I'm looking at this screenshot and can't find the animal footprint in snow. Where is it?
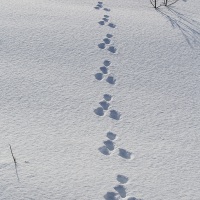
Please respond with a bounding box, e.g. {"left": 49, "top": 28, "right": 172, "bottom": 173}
{"left": 104, "top": 175, "right": 129, "bottom": 200}
{"left": 98, "top": 34, "right": 117, "bottom": 53}
{"left": 104, "top": 60, "right": 111, "bottom": 66}
{"left": 98, "top": 15, "right": 116, "bottom": 28}
{"left": 118, "top": 148, "right": 133, "bottom": 159}
{"left": 104, "top": 192, "right": 120, "bottom": 200}
{"left": 104, "top": 8, "right": 111, "bottom": 12}
{"left": 107, "top": 131, "right": 116, "bottom": 140}
{"left": 99, "top": 21, "right": 105, "bottom": 25}
{"left": 94, "top": 107, "right": 104, "bottom": 116}
{"left": 106, "top": 75, "right": 116, "bottom": 85}
{"left": 114, "top": 185, "right": 127, "bottom": 198}
{"left": 104, "top": 94, "right": 112, "bottom": 101}
{"left": 100, "top": 66, "right": 108, "bottom": 74}
{"left": 98, "top": 43, "right": 106, "bottom": 49}
{"left": 102, "top": 17, "right": 109, "bottom": 22}
{"left": 103, "top": 38, "right": 111, "bottom": 44}
{"left": 94, "top": 2, "right": 103, "bottom": 9}
{"left": 109, "top": 110, "right": 120, "bottom": 120}
{"left": 95, "top": 60, "right": 116, "bottom": 84}
{"left": 117, "top": 175, "right": 129, "bottom": 184}
{"left": 108, "top": 46, "right": 117, "bottom": 53}
{"left": 99, "top": 100, "right": 110, "bottom": 110}
{"left": 99, "top": 131, "right": 116, "bottom": 156}
{"left": 95, "top": 73, "right": 103, "bottom": 80}
{"left": 108, "top": 23, "right": 116, "bottom": 28}
{"left": 106, "top": 34, "right": 113, "bottom": 38}
{"left": 94, "top": 94, "right": 112, "bottom": 117}
{"left": 104, "top": 140, "right": 115, "bottom": 151}
{"left": 99, "top": 146, "right": 110, "bottom": 156}
{"left": 104, "top": 175, "right": 141, "bottom": 200}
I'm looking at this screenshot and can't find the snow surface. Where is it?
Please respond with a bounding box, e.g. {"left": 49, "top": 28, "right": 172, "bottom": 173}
{"left": 0, "top": 0, "right": 200, "bottom": 199}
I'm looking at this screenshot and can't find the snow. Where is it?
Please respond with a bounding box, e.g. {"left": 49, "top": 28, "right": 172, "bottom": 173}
{"left": 0, "top": 0, "right": 200, "bottom": 199}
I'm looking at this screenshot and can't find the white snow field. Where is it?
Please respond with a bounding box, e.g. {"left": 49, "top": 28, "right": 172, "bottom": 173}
{"left": 0, "top": 0, "right": 200, "bottom": 199}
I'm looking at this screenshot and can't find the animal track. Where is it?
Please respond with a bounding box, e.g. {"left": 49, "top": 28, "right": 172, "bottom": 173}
{"left": 95, "top": 73, "right": 103, "bottom": 80}
{"left": 109, "top": 110, "right": 120, "bottom": 120}
{"left": 104, "top": 94, "right": 112, "bottom": 101}
{"left": 94, "top": 107, "right": 104, "bottom": 116}
{"left": 98, "top": 35, "right": 117, "bottom": 53}
{"left": 104, "top": 60, "right": 111, "bottom": 66}
{"left": 108, "top": 46, "right": 117, "bottom": 53}
{"left": 108, "top": 23, "right": 116, "bottom": 28}
{"left": 98, "top": 43, "right": 106, "bottom": 49}
{"left": 104, "top": 175, "right": 129, "bottom": 200}
{"left": 103, "top": 38, "right": 111, "bottom": 44}
{"left": 118, "top": 148, "right": 133, "bottom": 159}
{"left": 106, "top": 75, "right": 116, "bottom": 85}
{"left": 99, "top": 101, "right": 110, "bottom": 110}
{"left": 106, "top": 34, "right": 113, "bottom": 38}
{"left": 114, "top": 185, "right": 126, "bottom": 198}
{"left": 117, "top": 175, "right": 129, "bottom": 184}
{"left": 94, "top": 60, "right": 116, "bottom": 84}
{"left": 104, "top": 140, "right": 115, "bottom": 151}
{"left": 99, "top": 146, "right": 110, "bottom": 156}
{"left": 99, "top": 21, "right": 105, "bottom": 25}
{"left": 97, "top": 13, "right": 116, "bottom": 29}
{"left": 94, "top": 2, "right": 103, "bottom": 10}
{"left": 100, "top": 66, "right": 108, "bottom": 74}
{"left": 103, "top": 17, "right": 109, "bottom": 22}
{"left": 104, "top": 8, "right": 111, "bottom": 12}
{"left": 99, "top": 131, "right": 116, "bottom": 156}
{"left": 107, "top": 131, "right": 116, "bottom": 140}
{"left": 94, "top": 2, "right": 111, "bottom": 12}
{"left": 94, "top": 3, "right": 139, "bottom": 199}
{"left": 104, "top": 192, "right": 120, "bottom": 200}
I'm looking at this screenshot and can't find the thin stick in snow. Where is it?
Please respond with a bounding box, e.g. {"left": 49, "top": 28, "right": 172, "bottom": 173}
{"left": 9, "top": 144, "right": 19, "bottom": 182}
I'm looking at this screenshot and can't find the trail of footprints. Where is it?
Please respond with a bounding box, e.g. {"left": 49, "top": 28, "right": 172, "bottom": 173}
{"left": 94, "top": 94, "right": 121, "bottom": 120}
{"left": 94, "top": 2, "right": 141, "bottom": 200}
{"left": 95, "top": 59, "right": 116, "bottom": 85}
{"left": 98, "top": 34, "right": 117, "bottom": 54}
{"left": 104, "top": 175, "right": 141, "bottom": 200}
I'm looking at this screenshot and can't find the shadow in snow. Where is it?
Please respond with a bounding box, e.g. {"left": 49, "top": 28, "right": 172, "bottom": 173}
{"left": 157, "top": 5, "right": 200, "bottom": 47}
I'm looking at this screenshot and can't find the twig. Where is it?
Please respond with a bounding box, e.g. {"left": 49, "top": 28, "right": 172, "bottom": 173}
{"left": 9, "top": 144, "right": 20, "bottom": 182}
